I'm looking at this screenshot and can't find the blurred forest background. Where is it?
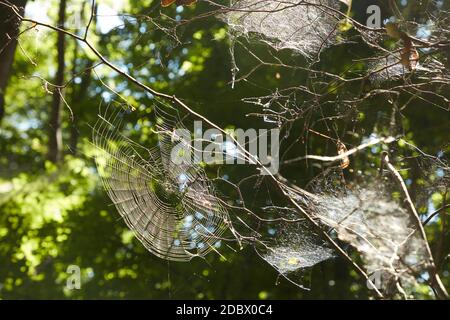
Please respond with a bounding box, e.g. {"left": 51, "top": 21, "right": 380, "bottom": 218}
{"left": 0, "top": 0, "right": 449, "bottom": 299}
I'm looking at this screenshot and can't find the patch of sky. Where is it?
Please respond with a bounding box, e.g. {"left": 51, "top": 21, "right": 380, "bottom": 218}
{"left": 25, "top": 1, "right": 52, "bottom": 24}
{"left": 97, "top": 3, "right": 125, "bottom": 34}
{"left": 416, "top": 21, "right": 433, "bottom": 40}
{"left": 197, "top": 242, "right": 205, "bottom": 249}
{"left": 195, "top": 211, "right": 205, "bottom": 220}
{"left": 183, "top": 214, "right": 194, "bottom": 229}
{"left": 101, "top": 91, "right": 112, "bottom": 102}
{"left": 383, "top": 16, "right": 397, "bottom": 25}
{"left": 435, "top": 168, "right": 445, "bottom": 178}
{"left": 222, "top": 141, "right": 238, "bottom": 157}
{"left": 424, "top": 199, "right": 439, "bottom": 224}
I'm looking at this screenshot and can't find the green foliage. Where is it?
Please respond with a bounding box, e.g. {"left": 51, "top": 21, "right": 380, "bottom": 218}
{"left": 0, "top": 0, "right": 448, "bottom": 299}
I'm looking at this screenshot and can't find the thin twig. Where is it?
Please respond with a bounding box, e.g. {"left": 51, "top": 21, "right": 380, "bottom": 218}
{"left": 283, "top": 136, "right": 396, "bottom": 165}
{"left": 381, "top": 152, "right": 449, "bottom": 299}
{"left": 0, "top": 0, "right": 387, "bottom": 298}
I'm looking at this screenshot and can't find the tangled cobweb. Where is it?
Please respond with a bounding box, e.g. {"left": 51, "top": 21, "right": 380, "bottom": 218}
{"left": 368, "top": 53, "right": 441, "bottom": 83}
{"left": 284, "top": 172, "right": 431, "bottom": 296}
{"left": 258, "top": 220, "right": 334, "bottom": 287}
{"left": 314, "top": 187, "right": 429, "bottom": 294}
{"left": 89, "top": 101, "right": 442, "bottom": 296}
{"left": 368, "top": 54, "right": 411, "bottom": 82}
{"left": 221, "top": 0, "right": 342, "bottom": 59}
{"left": 91, "top": 105, "right": 230, "bottom": 261}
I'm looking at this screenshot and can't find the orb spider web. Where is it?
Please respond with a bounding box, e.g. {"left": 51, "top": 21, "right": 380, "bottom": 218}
{"left": 91, "top": 103, "right": 231, "bottom": 261}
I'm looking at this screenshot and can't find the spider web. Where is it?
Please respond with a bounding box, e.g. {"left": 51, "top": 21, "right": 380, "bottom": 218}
{"left": 89, "top": 98, "right": 447, "bottom": 295}
{"left": 221, "top": 0, "right": 342, "bottom": 59}
{"left": 228, "top": 176, "right": 336, "bottom": 289}
{"left": 284, "top": 169, "right": 431, "bottom": 296}
{"left": 256, "top": 218, "right": 335, "bottom": 289}
{"left": 91, "top": 104, "right": 231, "bottom": 261}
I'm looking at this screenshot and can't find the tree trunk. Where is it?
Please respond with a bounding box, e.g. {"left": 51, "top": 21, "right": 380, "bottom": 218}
{"left": 0, "top": 0, "right": 28, "bottom": 123}
{"left": 48, "top": 0, "right": 67, "bottom": 163}
{"left": 69, "top": 2, "right": 95, "bottom": 154}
